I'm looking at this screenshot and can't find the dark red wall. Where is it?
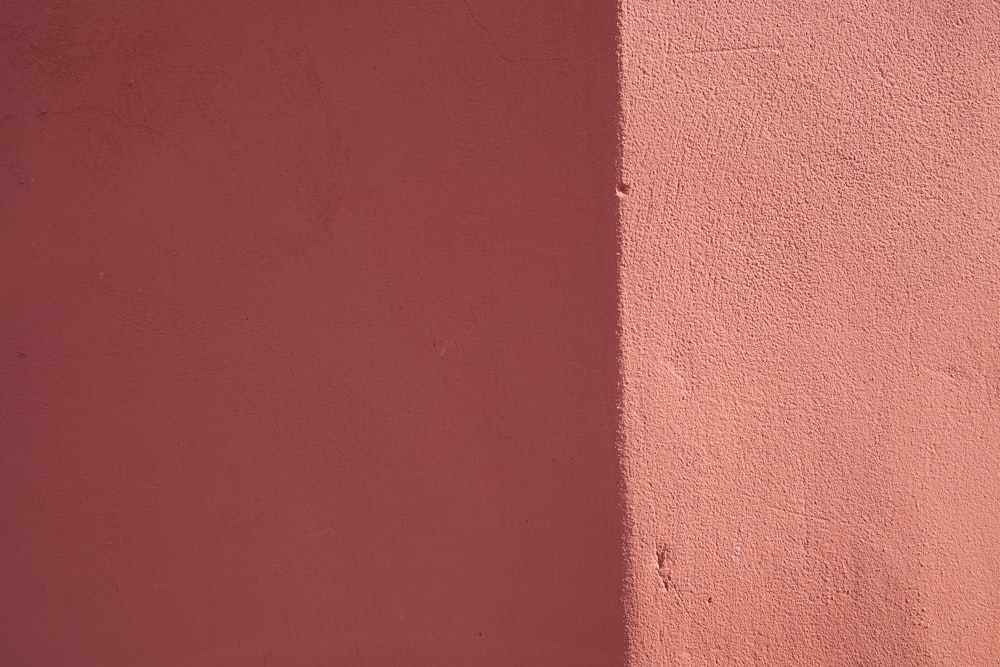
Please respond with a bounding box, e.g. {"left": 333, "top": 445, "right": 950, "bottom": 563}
{"left": 1, "top": 2, "right": 623, "bottom": 664}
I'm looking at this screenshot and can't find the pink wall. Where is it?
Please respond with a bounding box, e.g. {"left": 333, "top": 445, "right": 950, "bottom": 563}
{"left": 620, "top": 0, "right": 1000, "bottom": 664}
{"left": 1, "top": 2, "right": 623, "bottom": 664}
{"left": 4, "top": 1, "right": 998, "bottom": 665}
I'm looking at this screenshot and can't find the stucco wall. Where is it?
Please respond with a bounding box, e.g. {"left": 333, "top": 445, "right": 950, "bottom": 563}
{"left": 619, "top": 1, "right": 1000, "bottom": 664}
{"left": 1, "top": 2, "right": 623, "bottom": 665}
{"left": 3, "top": 1, "right": 998, "bottom": 665}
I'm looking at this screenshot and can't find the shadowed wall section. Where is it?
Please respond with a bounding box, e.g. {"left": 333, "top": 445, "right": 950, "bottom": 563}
{"left": 0, "top": 2, "right": 623, "bottom": 665}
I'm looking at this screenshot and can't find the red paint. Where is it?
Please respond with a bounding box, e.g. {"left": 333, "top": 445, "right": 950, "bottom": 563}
{"left": 1, "top": 2, "right": 622, "bottom": 664}
{"left": 619, "top": 1, "right": 1000, "bottom": 664}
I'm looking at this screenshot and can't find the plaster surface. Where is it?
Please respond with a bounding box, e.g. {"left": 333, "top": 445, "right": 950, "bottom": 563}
{"left": 619, "top": 1, "right": 1000, "bottom": 664}
{"left": 1, "top": 2, "right": 622, "bottom": 664}
{"left": 3, "top": 1, "right": 999, "bottom": 665}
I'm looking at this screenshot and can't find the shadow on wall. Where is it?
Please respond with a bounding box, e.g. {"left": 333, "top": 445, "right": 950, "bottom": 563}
{"left": 0, "top": 1, "right": 623, "bottom": 665}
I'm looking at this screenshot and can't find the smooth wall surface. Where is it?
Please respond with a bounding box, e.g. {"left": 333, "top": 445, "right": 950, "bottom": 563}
{"left": 620, "top": 0, "right": 999, "bottom": 664}
{"left": 1, "top": 2, "right": 623, "bottom": 665}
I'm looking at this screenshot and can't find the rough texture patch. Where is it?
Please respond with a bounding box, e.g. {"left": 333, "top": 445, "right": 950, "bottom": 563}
{"left": 619, "top": 0, "right": 1000, "bottom": 664}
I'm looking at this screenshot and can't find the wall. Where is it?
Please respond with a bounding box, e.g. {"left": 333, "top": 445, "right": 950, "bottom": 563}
{"left": 4, "top": 1, "right": 999, "bottom": 665}
{"left": 0, "top": 2, "right": 623, "bottom": 665}
{"left": 619, "top": 0, "right": 1000, "bottom": 664}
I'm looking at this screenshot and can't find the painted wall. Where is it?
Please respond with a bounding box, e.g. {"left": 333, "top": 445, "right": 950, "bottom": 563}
{"left": 620, "top": 0, "right": 1000, "bottom": 664}
{"left": 1, "top": 2, "right": 623, "bottom": 665}
{"left": 4, "top": 1, "right": 998, "bottom": 665}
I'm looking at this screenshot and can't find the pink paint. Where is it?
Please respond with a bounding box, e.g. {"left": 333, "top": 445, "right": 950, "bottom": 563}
{"left": 619, "top": 0, "right": 1000, "bottom": 663}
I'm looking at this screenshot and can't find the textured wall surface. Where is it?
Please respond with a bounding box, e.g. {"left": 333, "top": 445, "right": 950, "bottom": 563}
{"left": 4, "top": 1, "right": 998, "bottom": 665}
{"left": 1, "top": 2, "right": 623, "bottom": 665}
{"left": 619, "top": 0, "right": 999, "bottom": 664}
